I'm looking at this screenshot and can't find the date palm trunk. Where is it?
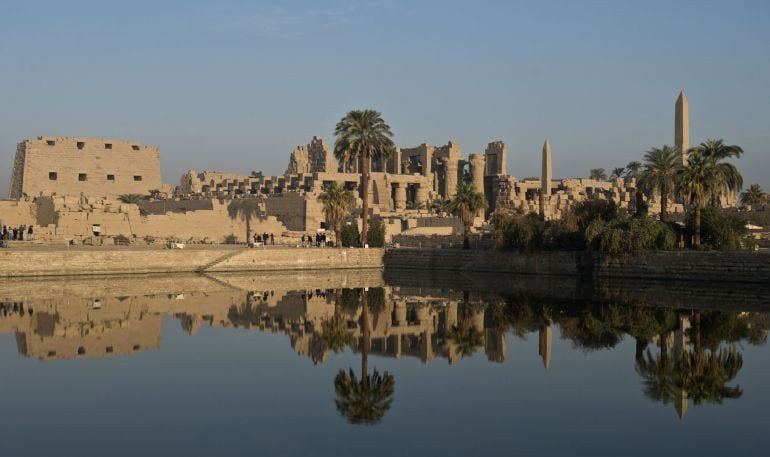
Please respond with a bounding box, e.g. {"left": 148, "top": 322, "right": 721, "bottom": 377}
{"left": 361, "top": 148, "right": 369, "bottom": 248}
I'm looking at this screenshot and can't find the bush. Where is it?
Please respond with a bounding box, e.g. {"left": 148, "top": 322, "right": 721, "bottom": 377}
{"left": 572, "top": 199, "right": 619, "bottom": 231}
{"left": 224, "top": 233, "right": 238, "bottom": 244}
{"left": 341, "top": 223, "right": 361, "bottom": 248}
{"left": 586, "top": 216, "right": 675, "bottom": 257}
{"left": 366, "top": 218, "right": 386, "bottom": 248}
{"left": 493, "top": 212, "right": 541, "bottom": 251}
{"left": 686, "top": 207, "right": 749, "bottom": 251}
{"left": 493, "top": 212, "right": 584, "bottom": 251}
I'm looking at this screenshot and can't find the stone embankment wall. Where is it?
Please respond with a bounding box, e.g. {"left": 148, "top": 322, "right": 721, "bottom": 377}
{"left": 384, "top": 248, "right": 770, "bottom": 283}
{"left": 384, "top": 249, "right": 589, "bottom": 276}
{"left": 594, "top": 251, "right": 770, "bottom": 283}
{"left": 0, "top": 247, "right": 384, "bottom": 277}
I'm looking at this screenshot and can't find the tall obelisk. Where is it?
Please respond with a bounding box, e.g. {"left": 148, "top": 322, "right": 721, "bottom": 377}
{"left": 675, "top": 90, "right": 689, "bottom": 165}
{"left": 540, "top": 140, "right": 552, "bottom": 218}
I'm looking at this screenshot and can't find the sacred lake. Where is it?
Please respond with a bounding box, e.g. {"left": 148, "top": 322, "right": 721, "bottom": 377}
{"left": 1, "top": 268, "right": 768, "bottom": 457}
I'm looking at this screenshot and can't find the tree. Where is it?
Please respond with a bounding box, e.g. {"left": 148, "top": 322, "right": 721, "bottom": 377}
{"left": 317, "top": 182, "right": 355, "bottom": 248}
{"left": 227, "top": 199, "right": 262, "bottom": 244}
{"left": 118, "top": 193, "right": 145, "bottom": 204}
{"left": 739, "top": 184, "right": 767, "bottom": 207}
{"left": 448, "top": 182, "right": 487, "bottom": 249}
{"left": 589, "top": 168, "right": 608, "bottom": 181}
{"left": 624, "top": 161, "right": 642, "bottom": 181}
{"left": 690, "top": 139, "right": 744, "bottom": 207}
{"left": 677, "top": 150, "right": 717, "bottom": 249}
{"left": 333, "top": 289, "right": 395, "bottom": 425}
{"left": 639, "top": 145, "right": 680, "bottom": 222}
{"left": 334, "top": 110, "right": 395, "bottom": 247}
{"left": 610, "top": 167, "right": 626, "bottom": 180}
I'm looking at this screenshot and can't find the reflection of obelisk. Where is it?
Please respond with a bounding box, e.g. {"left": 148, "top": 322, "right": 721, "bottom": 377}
{"left": 675, "top": 389, "right": 689, "bottom": 419}
{"left": 538, "top": 324, "right": 552, "bottom": 369}
{"left": 675, "top": 90, "right": 689, "bottom": 165}
{"left": 540, "top": 140, "right": 552, "bottom": 218}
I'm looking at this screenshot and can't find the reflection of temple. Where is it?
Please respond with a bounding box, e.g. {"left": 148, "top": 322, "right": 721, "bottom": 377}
{"left": 0, "top": 274, "right": 523, "bottom": 366}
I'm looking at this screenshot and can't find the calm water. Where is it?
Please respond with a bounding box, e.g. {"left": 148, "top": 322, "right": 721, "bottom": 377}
{"left": 1, "top": 270, "right": 769, "bottom": 457}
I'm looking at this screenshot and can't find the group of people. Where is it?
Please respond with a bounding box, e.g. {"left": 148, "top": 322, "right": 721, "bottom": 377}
{"left": 301, "top": 233, "right": 328, "bottom": 247}
{"left": 252, "top": 232, "right": 275, "bottom": 246}
{"left": 1, "top": 225, "right": 33, "bottom": 247}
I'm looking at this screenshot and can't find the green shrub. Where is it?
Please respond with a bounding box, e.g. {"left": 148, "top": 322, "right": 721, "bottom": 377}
{"left": 493, "top": 212, "right": 541, "bottom": 251}
{"left": 366, "top": 218, "right": 386, "bottom": 248}
{"left": 341, "top": 223, "right": 361, "bottom": 248}
{"left": 587, "top": 216, "right": 675, "bottom": 257}
{"left": 224, "top": 233, "right": 238, "bottom": 244}
{"left": 572, "top": 199, "right": 619, "bottom": 231}
{"left": 685, "top": 207, "right": 749, "bottom": 251}
{"left": 494, "top": 212, "right": 584, "bottom": 251}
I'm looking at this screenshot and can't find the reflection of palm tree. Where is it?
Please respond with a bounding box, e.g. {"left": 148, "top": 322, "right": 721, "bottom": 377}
{"left": 333, "top": 289, "right": 395, "bottom": 425}
{"left": 448, "top": 291, "right": 484, "bottom": 358}
{"left": 637, "top": 345, "right": 743, "bottom": 418}
{"left": 318, "top": 291, "right": 353, "bottom": 353}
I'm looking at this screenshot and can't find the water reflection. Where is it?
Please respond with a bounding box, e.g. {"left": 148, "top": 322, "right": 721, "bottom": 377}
{"left": 1, "top": 271, "right": 768, "bottom": 423}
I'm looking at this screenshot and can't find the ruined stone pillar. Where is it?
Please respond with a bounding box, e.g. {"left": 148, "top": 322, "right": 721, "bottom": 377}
{"left": 394, "top": 301, "right": 407, "bottom": 326}
{"left": 469, "top": 154, "right": 485, "bottom": 194}
{"left": 415, "top": 185, "right": 429, "bottom": 207}
{"left": 444, "top": 159, "right": 458, "bottom": 199}
{"left": 394, "top": 183, "right": 407, "bottom": 210}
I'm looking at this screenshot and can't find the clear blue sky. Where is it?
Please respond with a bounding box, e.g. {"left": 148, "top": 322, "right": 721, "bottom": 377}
{"left": 1, "top": 0, "right": 768, "bottom": 195}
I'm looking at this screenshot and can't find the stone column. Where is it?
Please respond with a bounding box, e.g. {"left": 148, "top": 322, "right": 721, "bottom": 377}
{"left": 394, "top": 183, "right": 407, "bottom": 210}
{"left": 415, "top": 185, "right": 429, "bottom": 208}
{"left": 444, "top": 159, "right": 458, "bottom": 199}
{"left": 469, "top": 154, "right": 485, "bottom": 194}
{"left": 394, "top": 301, "right": 407, "bottom": 326}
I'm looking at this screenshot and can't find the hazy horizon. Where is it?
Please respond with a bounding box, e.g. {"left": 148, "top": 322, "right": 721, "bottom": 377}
{"left": 2, "top": 0, "right": 768, "bottom": 197}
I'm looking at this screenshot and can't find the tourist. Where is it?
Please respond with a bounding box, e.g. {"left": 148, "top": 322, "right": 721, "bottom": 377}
{"left": 27, "top": 225, "right": 33, "bottom": 241}
{"left": 301, "top": 234, "right": 305, "bottom": 247}
{"left": 270, "top": 233, "right": 274, "bottom": 245}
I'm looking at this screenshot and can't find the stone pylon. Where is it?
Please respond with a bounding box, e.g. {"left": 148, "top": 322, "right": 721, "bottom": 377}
{"left": 675, "top": 90, "right": 689, "bottom": 165}
{"left": 540, "top": 140, "right": 552, "bottom": 217}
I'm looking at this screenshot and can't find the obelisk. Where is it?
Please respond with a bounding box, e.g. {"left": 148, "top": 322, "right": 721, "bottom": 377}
{"left": 675, "top": 90, "right": 689, "bottom": 165}
{"left": 541, "top": 140, "right": 552, "bottom": 212}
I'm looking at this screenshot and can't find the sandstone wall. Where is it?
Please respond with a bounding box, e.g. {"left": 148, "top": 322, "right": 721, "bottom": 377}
{"left": 0, "top": 200, "right": 37, "bottom": 227}
{"left": 10, "top": 136, "right": 162, "bottom": 199}
{"left": 206, "top": 247, "right": 383, "bottom": 272}
{"left": 0, "top": 247, "right": 384, "bottom": 277}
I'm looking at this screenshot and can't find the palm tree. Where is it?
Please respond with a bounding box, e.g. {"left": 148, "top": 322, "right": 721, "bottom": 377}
{"left": 639, "top": 145, "right": 680, "bottom": 222}
{"left": 334, "top": 110, "right": 395, "bottom": 247}
{"left": 118, "top": 193, "right": 145, "bottom": 204}
{"left": 227, "top": 199, "right": 262, "bottom": 244}
{"left": 690, "top": 139, "right": 744, "bottom": 207}
{"left": 333, "top": 289, "right": 395, "bottom": 425}
{"left": 589, "top": 168, "right": 608, "bottom": 181}
{"left": 678, "top": 150, "right": 717, "bottom": 249}
{"left": 448, "top": 182, "right": 487, "bottom": 249}
{"left": 739, "top": 184, "right": 767, "bottom": 208}
{"left": 610, "top": 167, "right": 626, "bottom": 180}
{"left": 317, "top": 182, "right": 355, "bottom": 248}
{"left": 624, "top": 161, "right": 642, "bottom": 181}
